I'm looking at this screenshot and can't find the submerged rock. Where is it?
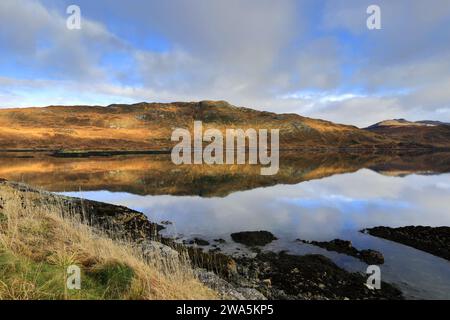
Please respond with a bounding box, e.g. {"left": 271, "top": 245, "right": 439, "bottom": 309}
{"left": 231, "top": 231, "right": 277, "bottom": 246}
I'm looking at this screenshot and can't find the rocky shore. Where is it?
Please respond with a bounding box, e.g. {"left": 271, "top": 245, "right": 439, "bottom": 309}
{"left": 234, "top": 252, "right": 401, "bottom": 300}
{"left": 0, "top": 179, "right": 405, "bottom": 300}
{"left": 363, "top": 226, "right": 450, "bottom": 261}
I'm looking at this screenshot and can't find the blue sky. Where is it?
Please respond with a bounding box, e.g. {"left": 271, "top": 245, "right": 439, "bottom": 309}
{"left": 1, "top": 0, "right": 450, "bottom": 127}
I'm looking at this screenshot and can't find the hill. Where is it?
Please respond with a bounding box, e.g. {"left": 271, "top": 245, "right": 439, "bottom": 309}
{"left": 365, "top": 119, "right": 450, "bottom": 148}
{"left": 0, "top": 101, "right": 399, "bottom": 151}
{"left": 0, "top": 180, "right": 216, "bottom": 299}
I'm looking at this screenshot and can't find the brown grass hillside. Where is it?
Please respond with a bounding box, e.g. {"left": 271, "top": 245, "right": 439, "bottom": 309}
{"left": 0, "top": 181, "right": 217, "bottom": 300}
{"left": 0, "top": 101, "right": 396, "bottom": 151}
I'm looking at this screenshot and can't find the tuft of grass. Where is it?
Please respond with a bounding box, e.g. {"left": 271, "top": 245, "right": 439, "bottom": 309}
{"left": 89, "top": 262, "right": 134, "bottom": 299}
{"left": 0, "top": 182, "right": 217, "bottom": 300}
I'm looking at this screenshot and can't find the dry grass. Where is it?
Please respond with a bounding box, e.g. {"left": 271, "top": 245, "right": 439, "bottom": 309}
{"left": 0, "top": 183, "right": 217, "bottom": 300}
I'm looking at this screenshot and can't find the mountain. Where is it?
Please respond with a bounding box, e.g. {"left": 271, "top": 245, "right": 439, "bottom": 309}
{"left": 0, "top": 100, "right": 398, "bottom": 151}
{"left": 365, "top": 118, "right": 450, "bottom": 148}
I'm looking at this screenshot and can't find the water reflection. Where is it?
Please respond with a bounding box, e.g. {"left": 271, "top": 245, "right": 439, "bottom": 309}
{"left": 61, "top": 169, "right": 450, "bottom": 299}
{"left": 1, "top": 151, "right": 450, "bottom": 299}
{"left": 0, "top": 151, "right": 449, "bottom": 196}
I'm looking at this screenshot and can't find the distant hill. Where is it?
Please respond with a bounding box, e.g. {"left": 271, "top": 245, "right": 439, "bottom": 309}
{"left": 0, "top": 101, "right": 447, "bottom": 151}
{"left": 365, "top": 118, "right": 450, "bottom": 148}
{"left": 366, "top": 119, "right": 450, "bottom": 129}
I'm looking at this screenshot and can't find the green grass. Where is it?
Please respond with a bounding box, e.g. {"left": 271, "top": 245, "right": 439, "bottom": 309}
{"left": 0, "top": 247, "right": 135, "bottom": 300}
{"left": 88, "top": 262, "right": 134, "bottom": 299}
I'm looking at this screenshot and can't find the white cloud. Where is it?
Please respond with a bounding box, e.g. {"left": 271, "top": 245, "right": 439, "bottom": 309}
{"left": 0, "top": 0, "right": 449, "bottom": 126}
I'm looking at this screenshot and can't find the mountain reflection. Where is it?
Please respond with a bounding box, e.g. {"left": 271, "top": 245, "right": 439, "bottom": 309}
{"left": 0, "top": 151, "right": 449, "bottom": 196}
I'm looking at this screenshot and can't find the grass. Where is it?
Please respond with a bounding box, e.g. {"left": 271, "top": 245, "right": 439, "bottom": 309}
{"left": 0, "top": 182, "right": 217, "bottom": 300}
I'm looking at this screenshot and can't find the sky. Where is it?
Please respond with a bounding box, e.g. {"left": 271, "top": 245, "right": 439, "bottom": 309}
{"left": 0, "top": 0, "right": 450, "bottom": 127}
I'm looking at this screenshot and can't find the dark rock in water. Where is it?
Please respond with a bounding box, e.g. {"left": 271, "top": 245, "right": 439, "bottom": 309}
{"left": 363, "top": 226, "right": 450, "bottom": 261}
{"left": 297, "top": 238, "right": 384, "bottom": 265}
{"left": 214, "top": 238, "right": 226, "bottom": 244}
{"left": 359, "top": 249, "right": 384, "bottom": 265}
{"left": 231, "top": 231, "right": 277, "bottom": 246}
{"left": 188, "top": 238, "right": 210, "bottom": 246}
{"left": 236, "top": 252, "right": 403, "bottom": 300}
{"left": 160, "top": 220, "right": 173, "bottom": 225}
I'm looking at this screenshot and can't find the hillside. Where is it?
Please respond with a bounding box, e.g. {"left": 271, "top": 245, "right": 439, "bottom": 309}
{"left": 0, "top": 180, "right": 217, "bottom": 300}
{"left": 365, "top": 119, "right": 450, "bottom": 148}
{"left": 0, "top": 101, "right": 399, "bottom": 151}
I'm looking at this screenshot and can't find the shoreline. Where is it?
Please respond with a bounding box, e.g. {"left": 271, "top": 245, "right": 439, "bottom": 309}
{"left": 0, "top": 146, "right": 449, "bottom": 158}
{"left": 0, "top": 179, "right": 407, "bottom": 300}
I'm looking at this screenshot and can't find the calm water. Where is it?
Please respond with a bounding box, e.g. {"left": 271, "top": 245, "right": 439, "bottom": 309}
{"left": 2, "top": 152, "right": 450, "bottom": 299}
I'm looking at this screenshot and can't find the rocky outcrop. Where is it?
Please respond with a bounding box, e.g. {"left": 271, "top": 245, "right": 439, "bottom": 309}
{"left": 297, "top": 238, "right": 384, "bottom": 265}
{"left": 195, "top": 269, "right": 267, "bottom": 300}
{"left": 0, "top": 180, "right": 162, "bottom": 245}
{"left": 235, "top": 252, "right": 402, "bottom": 300}
{"left": 363, "top": 226, "right": 450, "bottom": 261}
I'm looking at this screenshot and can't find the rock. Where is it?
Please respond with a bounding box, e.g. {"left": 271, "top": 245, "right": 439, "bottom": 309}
{"left": 214, "top": 238, "right": 226, "bottom": 244}
{"left": 360, "top": 249, "right": 384, "bottom": 265}
{"left": 235, "top": 252, "right": 403, "bottom": 300}
{"left": 235, "top": 287, "right": 267, "bottom": 300}
{"left": 188, "top": 238, "right": 210, "bottom": 246}
{"left": 231, "top": 231, "right": 277, "bottom": 246}
{"left": 363, "top": 226, "right": 450, "bottom": 261}
{"left": 142, "top": 241, "right": 179, "bottom": 261}
{"left": 297, "top": 238, "right": 384, "bottom": 265}
{"left": 195, "top": 269, "right": 266, "bottom": 300}
{"left": 0, "top": 180, "right": 163, "bottom": 244}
